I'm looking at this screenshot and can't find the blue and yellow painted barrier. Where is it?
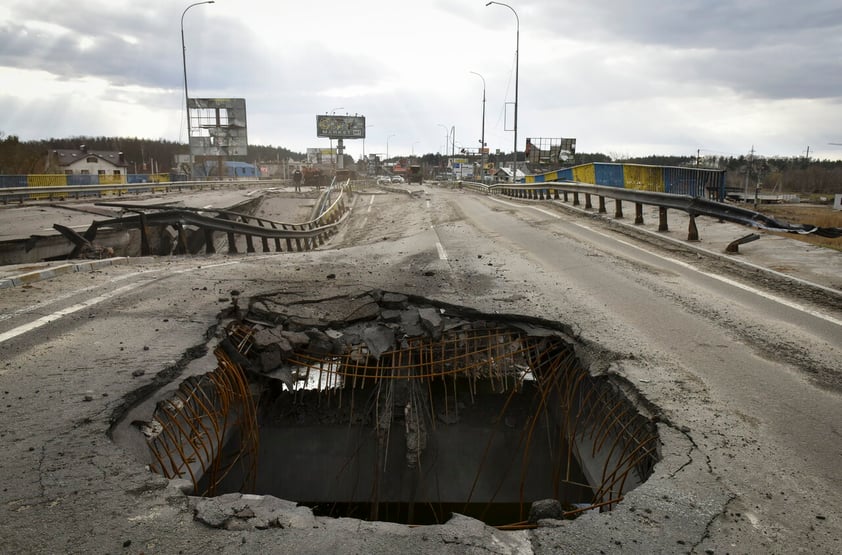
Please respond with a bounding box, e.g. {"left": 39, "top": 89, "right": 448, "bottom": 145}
{"left": 523, "top": 163, "right": 725, "bottom": 200}
{"left": 0, "top": 173, "right": 174, "bottom": 200}
{"left": 27, "top": 174, "right": 68, "bottom": 199}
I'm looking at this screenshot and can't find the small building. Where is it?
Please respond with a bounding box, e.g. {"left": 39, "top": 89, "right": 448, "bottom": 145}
{"left": 493, "top": 167, "right": 526, "bottom": 183}
{"left": 45, "top": 145, "right": 128, "bottom": 176}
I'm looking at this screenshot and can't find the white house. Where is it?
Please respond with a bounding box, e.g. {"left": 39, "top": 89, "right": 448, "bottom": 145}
{"left": 46, "top": 146, "right": 128, "bottom": 176}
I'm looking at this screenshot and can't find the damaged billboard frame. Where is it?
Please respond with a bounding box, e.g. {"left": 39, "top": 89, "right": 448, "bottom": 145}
{"left": 188, "top": 98, "right": 248, "bottom": 157}
{"left": 316, "top": 115, "right": 366, "bottom": 140}
{"left": 526, "top": 137, "right": 576, "bottom": 165}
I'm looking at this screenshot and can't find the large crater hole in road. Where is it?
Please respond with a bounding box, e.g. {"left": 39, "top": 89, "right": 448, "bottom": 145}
{"left": 129, "top": 291, "right": 660, "bottom": 528}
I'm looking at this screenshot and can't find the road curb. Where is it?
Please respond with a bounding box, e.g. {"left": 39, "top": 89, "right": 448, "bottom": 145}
{"left": 0, "top": 257, "right": 130, "bottom": 289}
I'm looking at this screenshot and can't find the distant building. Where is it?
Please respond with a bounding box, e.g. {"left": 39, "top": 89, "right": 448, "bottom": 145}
{"left": 199, "top": 160, "right": 260, "bottom": 178}
{"left": 45, "top": 145, "right": 128, "bottom": 176}
{"left": 493, "top": 167, "right": 526, "bottom": 183}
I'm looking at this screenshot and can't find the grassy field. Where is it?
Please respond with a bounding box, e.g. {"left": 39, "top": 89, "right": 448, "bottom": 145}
{"left": 757, "top": 204, "right": 842, "bottom": 250}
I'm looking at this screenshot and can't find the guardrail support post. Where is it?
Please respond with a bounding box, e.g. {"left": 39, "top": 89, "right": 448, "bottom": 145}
{"left": 658, "top": 207, "right": 669, "bottom": 231}
{"left": 563, "top": 191, "right": 569, "bottom": 202}
{"left": 614, "top": 199, "right": 623, "bottom": 219}
{"left": 139, "top": 212, "right": 151, "bottom": 256}
{"left": 598, "top": 196, "right": 606, "bottom": 213}
{"left": 726, "top": 233, "right": 761, "bottom": 253}
{"left": 204, "top": 229, "right": 216, "bottom": 254}
{"left": 688, "top": 215, "right": 699, "bottom": 241}
{"left": 585, "top": 193, "right": 593, "bottom": 210}
{"left": 175, "top": 224, "right": 188, "bottom": 255}
{"left": 573, "top": 192, "right": 580, "bottom": 206}
{"left": 634, "top": 203, "right": 644, "bottom": 225}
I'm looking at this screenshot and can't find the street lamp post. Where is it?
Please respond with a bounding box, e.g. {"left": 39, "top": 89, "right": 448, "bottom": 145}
{"left": 386, "top": 134, "right": 396, "bottom": 161}
{"left": 486, "top": 1, "right": 518, "bottom": 180}
{"left": 362, "top": 124, "right": 373, "bottom": 169}
{"left": 437, "top": 124, "right": 449, "bottom": 156}
{"left": 181, "top": 1, "right": 215, "bottom": 178}
{"left": 469, "top": 71, "right": 486, "bottom": 181}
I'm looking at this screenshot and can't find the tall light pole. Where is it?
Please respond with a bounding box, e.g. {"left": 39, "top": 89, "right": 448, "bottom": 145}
{"left": 486, "top": 1, "right": 518, "bottom": 179}
{"left": 362, "top": 124, "right": 373, "bottom": 165}
{"left": 386, "top": 134, "right": 396, "bottom": 161}
{"left": 437, "top": 124, "right": 449, "bottom": 155}
{"left": 469, "top": 70, "right": 486, "bottom": 181}
{"left": 181, "top": 1, "right": 214, "bottom": 178}
{"left": 326, "top": 107, "right": 344, "bottom": 169}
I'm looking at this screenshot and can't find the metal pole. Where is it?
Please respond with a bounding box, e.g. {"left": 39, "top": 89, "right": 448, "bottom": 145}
{"left": 470, "top": 71, "right": 486, "bottom": 181}
{"left": 450, "top": 126, "right": 456, "bottom": 176}
{"left": 486, "top": 2, "right": 519, "bottom": 180}
{"left": 181, "top": 1, "right": 215, "bottom": 179}
{"left": 387, "top": 134, "right": 395, "bottom": 160}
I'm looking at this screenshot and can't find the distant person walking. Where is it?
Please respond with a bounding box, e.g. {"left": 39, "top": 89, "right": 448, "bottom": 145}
{"left": 292, "top": 168, "right": 302, "bottom": 192}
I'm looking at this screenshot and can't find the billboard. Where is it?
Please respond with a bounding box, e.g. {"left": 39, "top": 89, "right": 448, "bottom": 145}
{"left": 306, "top": 148, "right": 338, "bottom": 164}
{"left": 525, "top": 137, "right": 576, "bottom": 164}
{"left": 188, "top": 98, "right": 248, "bottom": 157}
{"left": 316, "top": 115, "right": 366, "bottom": 139}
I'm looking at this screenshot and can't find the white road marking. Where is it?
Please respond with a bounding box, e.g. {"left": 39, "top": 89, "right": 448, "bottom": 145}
{"left": 429, "top": 224, "right": 448, "bottom": 260}
{"left": 0, "top": 259, "right": 248, "bottom": 347}
{"left": 490, "top": 197, "right": 560, "bottom": 219}
{"left": 367, "top": 196, "right": 374, "bottom": 213}
{"left": 0, "top": 283, "right": 101, "bottom": 322}
{"left": 436, "top": 242, "right": 448, "bottom": 260}
{"left": 0, "top": 279, "right": 155, "bottom": 346}
{"left": 585, "top": 225, "right": 842, "bottom": 328}
{"left": 488, "top": 196, "right": 842, "bottom": 328}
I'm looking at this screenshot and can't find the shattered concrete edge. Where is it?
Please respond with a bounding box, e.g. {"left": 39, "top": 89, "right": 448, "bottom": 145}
{"left": 0, "top": 256, "right": 131, "bottom": 288}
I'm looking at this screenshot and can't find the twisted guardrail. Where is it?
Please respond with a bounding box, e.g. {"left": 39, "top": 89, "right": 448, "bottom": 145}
{"left": 58, "top": 180, "right": 354, "bottom": 257}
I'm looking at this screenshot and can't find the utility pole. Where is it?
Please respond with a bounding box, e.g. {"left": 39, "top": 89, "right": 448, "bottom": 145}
{"left": 743, "top": 145, "right": 754, "bottom": 203}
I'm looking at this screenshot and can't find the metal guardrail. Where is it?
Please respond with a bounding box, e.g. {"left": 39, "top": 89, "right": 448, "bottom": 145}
{"left": 458, "top": 180, "right": 842, "bottom": 240}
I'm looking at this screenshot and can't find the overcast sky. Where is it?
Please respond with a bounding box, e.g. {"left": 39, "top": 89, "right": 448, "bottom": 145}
{"left": 2, "top": 0, "right": 841, "bottom": 162}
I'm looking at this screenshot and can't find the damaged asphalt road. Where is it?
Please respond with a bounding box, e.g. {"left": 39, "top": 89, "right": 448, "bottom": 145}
{"left": 0, "top": 185, "right": 840, "bottom": 554}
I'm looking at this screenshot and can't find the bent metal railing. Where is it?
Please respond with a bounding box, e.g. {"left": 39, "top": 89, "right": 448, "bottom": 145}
{"left": 59, "top": 181, "right": 353, "bottom": 257}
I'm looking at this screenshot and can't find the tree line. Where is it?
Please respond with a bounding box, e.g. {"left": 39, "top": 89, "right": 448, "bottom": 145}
{"left": 0, "top": 133, "right": 304, "bottom": 175}
{"left": 1, "top": 133, "right": 840, "bottom": 194}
